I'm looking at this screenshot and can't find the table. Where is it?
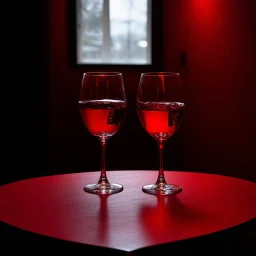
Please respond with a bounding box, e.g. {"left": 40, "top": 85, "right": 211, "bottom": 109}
{"left": 0, "top": 171, "right": 255, "bottom": 255}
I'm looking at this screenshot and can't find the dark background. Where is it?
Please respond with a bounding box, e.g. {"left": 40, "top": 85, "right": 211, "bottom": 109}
{"left": 7, "top": 0, "right": 256, "bottom": 186}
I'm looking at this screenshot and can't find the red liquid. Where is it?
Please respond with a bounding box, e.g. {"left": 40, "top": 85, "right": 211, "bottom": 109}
{"left": 78, "top": 99, "right": 126, "bottom": 138}
{"left": 137, "top": 102, "right": 185, "bottom": 141}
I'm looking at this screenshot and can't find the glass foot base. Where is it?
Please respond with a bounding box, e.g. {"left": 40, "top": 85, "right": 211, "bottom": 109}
{"left": 84, "top": 183, "right": 123, "bottom": 194}
{"left": 142, "top": 183, "right": 182, "bottom": 195}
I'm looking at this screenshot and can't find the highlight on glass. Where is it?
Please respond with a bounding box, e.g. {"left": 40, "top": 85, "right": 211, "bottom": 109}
{"left": 136, "top": 72, "right": 185, "bottom": 195}
{"left": 78, "top": 72, "right": 127, "bottom": 194}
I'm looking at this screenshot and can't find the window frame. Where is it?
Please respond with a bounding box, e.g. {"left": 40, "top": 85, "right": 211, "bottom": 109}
{"left": 68, "top": 0, "right": 163, "bottom": 70}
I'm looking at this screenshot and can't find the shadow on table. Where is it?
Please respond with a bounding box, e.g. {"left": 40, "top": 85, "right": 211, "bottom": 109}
{"left": 0, "top": 194, "right": 255, "bottom": 255}
{"left": 137, "top": 195, "right": 256, "bottom": 255}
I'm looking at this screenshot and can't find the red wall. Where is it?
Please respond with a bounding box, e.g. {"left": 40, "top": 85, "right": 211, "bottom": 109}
{"left": 46, "top": 0, "right": 256, "bottom": 181}
{"left": 163, "top": 0, "right": 256, "bottom": 181}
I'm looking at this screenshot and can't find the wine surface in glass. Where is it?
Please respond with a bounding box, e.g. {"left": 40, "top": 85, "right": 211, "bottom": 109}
{"left": 79, "top": 99, "right": 126, "bottom": 137}
{"left": 137, "top": 101, "right": 185, "bottom": 141}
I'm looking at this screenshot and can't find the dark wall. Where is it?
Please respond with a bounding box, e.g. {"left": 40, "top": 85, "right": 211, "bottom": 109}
{"left": 163, "top": 0, "right": 256, "bottom": 181}
{"left": 46, "top": 0, "right": 176, "bottom": 176}
{"left": 7, "top": 0, "right": 256, "bottom": 185}
{"left": 7, "top": 0, "right": 172, "bottom": 185}
{"left": 7, "top": 0, "right": 49, "bottom": 185}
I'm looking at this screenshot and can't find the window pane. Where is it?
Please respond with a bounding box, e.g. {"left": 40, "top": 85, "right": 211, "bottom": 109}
{"left": 76, "top": 0, "right": 151, "bottom": 65}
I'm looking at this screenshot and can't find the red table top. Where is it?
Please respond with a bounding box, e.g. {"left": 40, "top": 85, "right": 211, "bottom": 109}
{"left": 0, "top": 171, "right": 255, "bottom": 252}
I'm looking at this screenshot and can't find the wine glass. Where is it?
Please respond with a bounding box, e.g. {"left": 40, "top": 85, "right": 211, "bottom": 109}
{"left": 136, "top": 72, "right": 185, "bottom": 195}
{"left": 78, "top": 72, "right": 127, "bottom": 194}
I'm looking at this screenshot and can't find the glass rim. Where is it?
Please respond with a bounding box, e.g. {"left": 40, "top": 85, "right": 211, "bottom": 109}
{"left": 83, "top": 72, "right": 122, "bottom": 76}
{"left": 141, "top": 72, "right": 180, "bottom": 76}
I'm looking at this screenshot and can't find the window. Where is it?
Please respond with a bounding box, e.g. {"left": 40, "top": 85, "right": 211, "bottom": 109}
{"left": 69, "top": 0, "right": 162, "bottom": 68}
{"left": 76, "top": 0, "right": 151, "bottom": 65}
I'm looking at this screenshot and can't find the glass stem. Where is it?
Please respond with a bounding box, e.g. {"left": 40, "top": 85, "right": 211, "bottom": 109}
{"left": 156, "top": 140, "right": 167, "bottom": 186}
{"left": 98, "top": 137, "right": 109, "bottom": 186}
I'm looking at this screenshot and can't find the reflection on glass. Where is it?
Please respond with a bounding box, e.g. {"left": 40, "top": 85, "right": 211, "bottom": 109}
{"left": 76, "top": 0, "right": 151, "bottom": 64}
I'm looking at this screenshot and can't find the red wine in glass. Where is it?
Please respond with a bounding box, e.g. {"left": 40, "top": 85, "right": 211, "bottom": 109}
{"left": 136, "top": 72, "right": 185, "bottom": 195}
{"left": 78, "top": 73, "right": 127, "bottom": 194}
{"left": 79, "top": 99, "right": 126, "bottom": 137}
{"left": 137, "top": 101, "right": 185, "bottom": 141}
